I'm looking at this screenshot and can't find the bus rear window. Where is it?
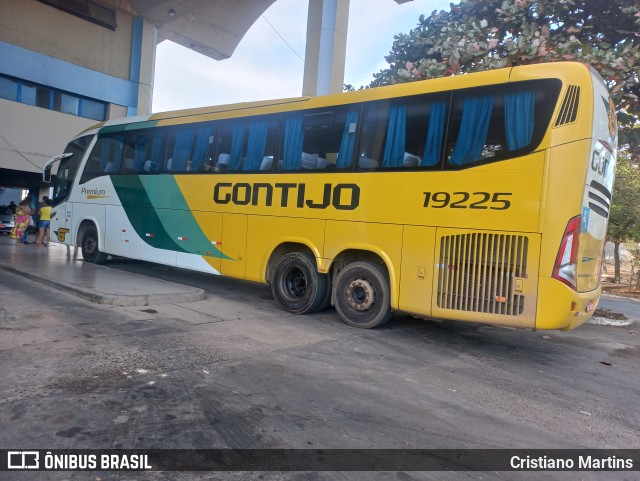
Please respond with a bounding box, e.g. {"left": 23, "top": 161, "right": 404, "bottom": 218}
{"left": 445, "top": 80, "right": 560, "bottom": 168}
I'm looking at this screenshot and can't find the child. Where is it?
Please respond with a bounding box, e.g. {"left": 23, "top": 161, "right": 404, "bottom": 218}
{"left": 36, "top": 198, "right": 52, "bottom": 247}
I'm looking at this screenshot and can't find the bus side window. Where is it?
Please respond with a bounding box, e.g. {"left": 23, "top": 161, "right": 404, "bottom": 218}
{"left": 446, "top": 88, "right": 537, "bottom": 168}
{"left": 279, "top": 115, "right": 303, "bottom": 171}
{"left": 359, "top": 101, "right": 387, "bottom": 170}
{"left": 409, "top": 99, "right": 447, "bottom": 169}
{"left": 302, "top": 107, "right": 358, "bottom": 170}
{"left": 278, "top": 107, "right": 360, "bottom": 171}
{"left": 360, "top": 96, "right": 448, "bottom": 171}
{"left": 122, "top": 133, "right": 145, "bottom": 173}
{"left": 243, "top": 116, "right": 278, "bottom": 172}
{"left": 83, "top": 135, "right": 124, "bottom": 176}
{"left": 137, "top": 129, "right": 164, "bottom": 174}
{"left": 166, "top": 127, "right": 195, "bottom": 172}
{"left": 191, "top": 125, "right": 215, "bottom": 172}
{"left": 216, "top": 123, "right": 246, "bottom": 172}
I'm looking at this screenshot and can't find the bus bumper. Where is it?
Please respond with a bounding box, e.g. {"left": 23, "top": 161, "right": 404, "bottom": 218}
{"left": 535, "top": 277, "right": 600, "bottom": 330}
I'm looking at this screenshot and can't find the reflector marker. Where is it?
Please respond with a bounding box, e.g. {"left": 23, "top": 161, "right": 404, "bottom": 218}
{"left": 211, "top": 241, "right": 222, "bottom": 246}
{"left": 177, "top": 236, "right": 187, "bottom": 241}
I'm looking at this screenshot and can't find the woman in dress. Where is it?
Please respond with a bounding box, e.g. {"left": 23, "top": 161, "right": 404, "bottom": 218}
{"left": 11, "top": 196, "right": 32, "bottom": 246}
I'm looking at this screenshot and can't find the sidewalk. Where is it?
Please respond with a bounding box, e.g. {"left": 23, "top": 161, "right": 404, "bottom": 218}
{"left": 0, "top": 235, "right": 205, "bottom": 307}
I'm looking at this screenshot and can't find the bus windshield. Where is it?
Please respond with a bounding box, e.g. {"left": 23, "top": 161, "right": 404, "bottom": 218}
{"left": 52, "top": 135, "right": 93, "bottom": 206}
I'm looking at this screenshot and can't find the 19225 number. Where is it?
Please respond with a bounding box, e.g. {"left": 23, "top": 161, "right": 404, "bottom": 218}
{"left": 422, "top": 192, "right": 512, "bottom": 210}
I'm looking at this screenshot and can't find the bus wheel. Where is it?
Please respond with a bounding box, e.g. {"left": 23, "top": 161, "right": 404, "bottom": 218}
{"left": 271, "top": 252, "right": 328, "bottom": 314}
{"left": 334, "top": 262, "right": 392, "bottom": 328}
{"left": 81, "top": 226, "right": 108, "bottom": 265}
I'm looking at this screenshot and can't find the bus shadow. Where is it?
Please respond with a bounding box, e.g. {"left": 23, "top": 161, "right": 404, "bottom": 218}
{"left": 104, "top": 257, "right": 606, "bottom": 368}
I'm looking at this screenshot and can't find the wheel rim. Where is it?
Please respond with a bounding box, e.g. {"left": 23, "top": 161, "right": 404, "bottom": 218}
{"left": 283, "top": 266, "right": 308, "bottom": 299}
{"left": 345, "top": 278, "right": 375, "bottom": 312}
{"left": 84, "top": 237, "right": 96, "bottom": 255}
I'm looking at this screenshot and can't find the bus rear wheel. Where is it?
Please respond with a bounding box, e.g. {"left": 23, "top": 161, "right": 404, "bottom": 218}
{"left": 81, "top": 226, "right": 108, "bottom": 265}
{"left": 334, "top": 261, "right": 392, "bottom": 328}
{"left": 271, "top": 252, "right": 329, "bottom": 315}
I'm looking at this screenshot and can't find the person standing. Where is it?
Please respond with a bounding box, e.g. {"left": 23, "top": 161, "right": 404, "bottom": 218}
{"left": 36, "top": 198, "right": 52, "bottom": 247}
{"left": 11, "top": 196, "right": 32, "bottom": 246}
{"left": 32, "top": 195, "right": 48, "bottom": 230}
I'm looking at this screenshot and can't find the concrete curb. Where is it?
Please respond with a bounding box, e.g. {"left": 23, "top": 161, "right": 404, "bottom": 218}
{"left": 601, "top": 292, "right": 640, "bottom": 303}
{"left": 587, "top": 316, "right": 635, "bottom": 327}
{"left": 0, "top": 264, "right": 206, "bottom": 307}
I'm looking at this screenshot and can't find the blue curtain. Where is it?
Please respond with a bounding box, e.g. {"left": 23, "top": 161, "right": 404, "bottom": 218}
{"left": 382, "top": 105, "right": 406, "bottom": 168}
{"left": 421, "top": 101, "right": 447, "bottom": 167}
{"left": 282, "top": 117, "right": 304, "bottom": 170}
{"left": 192, "top": 127, "right": 213, "bottom": 170}
{"left": 449, "top": 96, "right": 494, "bottom": 166}
{"left": 149, "top": 131, "right": 163, "bottom": 171}
{"left": 505, "top": 91, "right": 535, "bottom": 151}
{"left": 244, "top": 121, "right": 268, "bottom": 171}
{"left": 337, "top": 111, "right": 359, "bottom": 168}
{"left": 133, "top": 135, "right": 147, "bottom": 171}
{"left": 228, "top": 124, "right": 245, "bottom": 171}
{"left": 172, "top": 129, "right": 194, "bottom": 171}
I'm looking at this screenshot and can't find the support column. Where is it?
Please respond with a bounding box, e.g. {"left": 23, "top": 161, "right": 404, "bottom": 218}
{"left": 128, "top": 17, "right": 157, "bottom": 116}
{"left": 302, "top": 0, "right": 350, "bottom": 97}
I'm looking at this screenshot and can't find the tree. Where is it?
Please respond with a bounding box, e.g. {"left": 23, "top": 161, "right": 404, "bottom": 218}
{"left": 606, "top": 154, "right": 640, "bottom": 282}
{"left": 367, "top": 0, "right": 640, "bottom": 280}
{"left": 371, "top": 0, "right": 640, "bottom": 139}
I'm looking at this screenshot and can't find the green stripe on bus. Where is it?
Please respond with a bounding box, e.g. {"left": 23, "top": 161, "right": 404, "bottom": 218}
{"left": 140, "top": 176, "right": 231, "bottom": 259}
{"left": 111, "top": 176, "right": 188, "bottom": 253}
{"left": 111, "top": 175, "right": 230, "bottom": 259}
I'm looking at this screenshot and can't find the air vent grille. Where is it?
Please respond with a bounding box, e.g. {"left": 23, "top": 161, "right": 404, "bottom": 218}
{"left": 437, "top": 233, "right": 528, "bottom": 316}
{"left": 554, "top": 85, "right": 580, "bottom": 127}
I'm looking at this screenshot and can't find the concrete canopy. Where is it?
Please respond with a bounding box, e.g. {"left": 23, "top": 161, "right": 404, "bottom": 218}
{"left": 128, "top": 0, "right": 279, "bottom": 60}
{"left": 128, "top": 0, "right": 412, "bottom": 62}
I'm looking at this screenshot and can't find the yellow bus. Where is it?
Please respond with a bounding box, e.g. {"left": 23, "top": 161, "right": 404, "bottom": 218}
{"left": 44, "top": 62, "right": 617, "bottom": 330}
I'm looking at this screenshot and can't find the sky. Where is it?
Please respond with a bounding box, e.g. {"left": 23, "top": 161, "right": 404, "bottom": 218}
{"left": 152, "top": 0, "right": 450, "bottom": 113}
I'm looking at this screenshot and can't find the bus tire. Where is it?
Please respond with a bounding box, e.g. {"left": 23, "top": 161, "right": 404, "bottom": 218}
{"left": 271, "top": 252, "right": 328, "bottom": 315}
{"left": 316, "top": 276, "right": 333, "bottom": 312}
{"left": 81, "top": 226, "right": 108, "bottom": 265}
{"left": 333, "top": 261, "right": 392, "bottom": 329}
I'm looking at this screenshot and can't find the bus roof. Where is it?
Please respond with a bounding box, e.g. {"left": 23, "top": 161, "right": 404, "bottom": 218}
{"left": 89, "top": 62, "right": 590, "bottom": 135}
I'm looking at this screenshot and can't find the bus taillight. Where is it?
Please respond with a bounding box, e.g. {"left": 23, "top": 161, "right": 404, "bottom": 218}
{"left": 552, "top": 215, "right": 581, "bottom": 290}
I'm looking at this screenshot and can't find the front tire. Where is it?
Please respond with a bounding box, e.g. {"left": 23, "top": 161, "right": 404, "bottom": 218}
{"left": 81, "top": 226, "right": 108, "bottom": 264}
{"left": 333, "top": 261, "right": 392, "bottom": 328}
{"left": 271, "top": 252, "right": 328, "bottom": 314}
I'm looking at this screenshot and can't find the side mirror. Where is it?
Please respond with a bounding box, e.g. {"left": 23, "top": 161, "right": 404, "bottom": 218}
{"left": 43, "top": 165, "right": 52, "bottom": 183}
{"left": 42, "top": 152, "right": 72, "bottom": 183}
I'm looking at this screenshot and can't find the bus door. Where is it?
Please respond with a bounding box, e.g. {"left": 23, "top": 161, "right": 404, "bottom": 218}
{"left": 221, "top": 213, "right": 247, "bottom": 279}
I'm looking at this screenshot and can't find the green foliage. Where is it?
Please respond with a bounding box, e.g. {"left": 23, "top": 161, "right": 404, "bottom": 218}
{"left": 608, "top": 153, "right": 640, "bottom": 245}
{"left": 371, "top": 0, "right": 640, "bottom": 129}
{"left": 619, "top": 125, "right": 640, "bottom": 158}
